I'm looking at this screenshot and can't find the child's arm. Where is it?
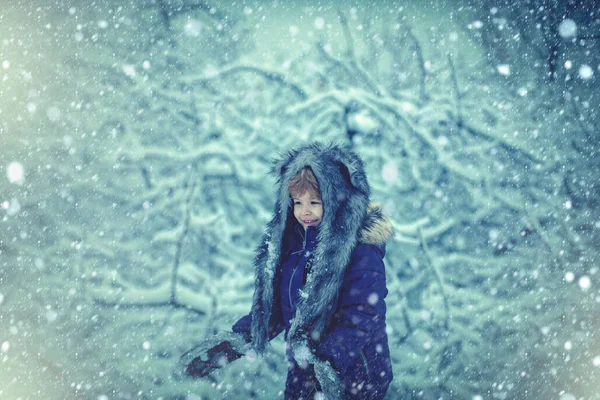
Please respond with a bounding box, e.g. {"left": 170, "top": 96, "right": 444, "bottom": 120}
{"left": 232, "top": 307, "right": 285, "bottom": 342}
{"left": 180, "top": 307, "right": 286, "bottom": 377}
{"left": 314, "top": 244, "right": 389, "bottom": 374}
{"left": 181, "top": 270, "right": 286, "bottom": 378}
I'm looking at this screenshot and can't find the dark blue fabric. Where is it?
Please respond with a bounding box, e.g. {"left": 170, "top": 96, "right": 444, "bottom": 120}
{"left": 232, "top": 223, "right": 393, "bottom": 399}
{"left": 314, "top": 242, "right": 393, "bottom": 399}
{"left": 279, "top": 224, "right": 318, "bottom": 332}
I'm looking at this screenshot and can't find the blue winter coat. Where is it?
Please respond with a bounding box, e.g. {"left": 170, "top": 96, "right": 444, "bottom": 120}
{"left": 233, "top": 212, "right": 393, "bottom": 399}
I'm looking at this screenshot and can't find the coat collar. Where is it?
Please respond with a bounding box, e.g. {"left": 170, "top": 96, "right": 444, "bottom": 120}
{"left": 288, "top": 223, "right": 318, "bottom": 255}
{"left": 358, "top": 203, "right": 392, "bottom": 246}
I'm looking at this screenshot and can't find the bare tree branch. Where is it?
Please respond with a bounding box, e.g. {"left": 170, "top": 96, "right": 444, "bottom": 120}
{"left": 447, "top": 54, "right": 463, "bottom": 126}
{"left": 183, "top": 65, "right": 308, "bottom": 100}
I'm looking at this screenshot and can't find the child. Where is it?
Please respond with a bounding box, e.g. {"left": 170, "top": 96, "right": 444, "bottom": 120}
{"left": 180, "top": 142, "right": 393, "bottom": 399}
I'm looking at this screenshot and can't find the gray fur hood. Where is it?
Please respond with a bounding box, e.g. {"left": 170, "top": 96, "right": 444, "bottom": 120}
{"left": 250, "top": 142, "right": 391, "bottom": 352}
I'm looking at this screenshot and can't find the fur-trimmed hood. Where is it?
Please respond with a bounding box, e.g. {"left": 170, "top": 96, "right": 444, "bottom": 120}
{"left": 250, "top": 142, "right": 391, "bottom": 353}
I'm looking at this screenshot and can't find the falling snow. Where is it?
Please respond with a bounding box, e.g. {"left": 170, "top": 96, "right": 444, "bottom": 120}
{"left": 3, "top": 198, "right": 22, "bottom": 216}
{"left": 578, "top": 64, "right": 594, "bottom": 80}
{"left": 314, "top": 17, "right": 326, "bottom": 30}
{"left": 565, "top": 272, "right": 575, "bottom": 282}
{"left": 558, "top": 19, "right": 578, "bottom": 39}
{"left": 6, "top": 162, "right": 24, "bottom": 184}
{"left": 367, "top": 292, "right": 379, "bottom": 305}
{"left": 1, "top": 342, "right": 9, "bottom": 353}
{"left": 184, "top": 20, "right": 203, "bottom": 37}
{"left": 122, "top": 64, "right": 136, "bottom": 77}
{"left": 560, "top": 394, "right": 577, "bottom": 400}
{"left": 578, "top": 275, "right": 591, "bottom": 290}
{"left": 1, "top": 1, "right": 599, "bottom": 399}
{"left": 471, "top": 20, "right": 484, "bottom": 29}
{"left": 46, "top": 106, "right": 61, "bottom": 121}
{"left": 497, "top": 64, "right": 511, "bottom": 76}
{"left": 381, "top": 161, "right": 398, "bottom": 182}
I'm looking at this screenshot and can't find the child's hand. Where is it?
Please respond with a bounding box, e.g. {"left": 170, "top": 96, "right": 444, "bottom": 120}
{"left": 184, "top": 340, "right": 244, "bottom": 378}
{"left": 178, "top": 332, "right": 249, "bottom": 379}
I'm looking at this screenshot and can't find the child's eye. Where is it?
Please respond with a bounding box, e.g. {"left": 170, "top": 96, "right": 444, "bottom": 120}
{"left": 294, "top": 201, "right": 301, "bottom": 205}
{"left": 311, "top": 201, "right": 321, "bottom": 205}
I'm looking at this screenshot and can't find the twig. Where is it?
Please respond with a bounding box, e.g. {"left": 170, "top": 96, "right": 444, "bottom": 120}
{"left": 417, "top": 227, "right": 451, "bottom": 330}
{"left": 460, "top": 121, "right": 544, "bottom": 164}
{"left": 389, "top": 216, "right": 431, "bottom": 234}
{"left": 522, "top": 210, "right": 565, "bottom": 270}
{"left": 333, "top": 11, "right": 388, "bottom": 96}
{"left": 568, "top": 98, "right": 596, "bottom": 142}
{"left": 447, "top": 54, "right": 463, "bottom": 126}
{"left": 337, "top": 10, "right": 356, "bottom": 59}
{"left": 285, "top": 89, "right": 347, "bottom": 115}
{"left": 170, "top": 165, "right": 197, "bottom": 303}
{"left": 183, "top": 65, "right": 308, "bottom": 100}
{"left": 405, "top": 25, "right": 428, "bottom": 102}
{"left": 315, "top": 41, "right": 356, "bottom": 81}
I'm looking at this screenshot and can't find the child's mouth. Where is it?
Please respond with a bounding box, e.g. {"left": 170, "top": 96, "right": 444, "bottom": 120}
{"left": 303, "top": 220, "right": 318, "bottom": 225}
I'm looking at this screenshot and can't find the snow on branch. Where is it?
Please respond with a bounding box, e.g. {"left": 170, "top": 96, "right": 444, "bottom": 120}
{"left": 182, "top": 65, "right": 309, "bottom": 100}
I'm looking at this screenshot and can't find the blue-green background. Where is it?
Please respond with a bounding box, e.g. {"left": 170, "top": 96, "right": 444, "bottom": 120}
{"left": 1, "top": 1, "right": 599, "bottom": 399}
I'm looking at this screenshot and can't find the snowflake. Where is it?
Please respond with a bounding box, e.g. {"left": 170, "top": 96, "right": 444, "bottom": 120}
{"left": 558, "top": 19, "right": 577, "bottom": 38}
{"left": 497, "top": 64, "right": 510, "bottom": 76}
{"left": 7, "top": 162, "right": 24, "bottom": 184}
{"left": 578, "top": 65, "right": 593, "bottom": 80}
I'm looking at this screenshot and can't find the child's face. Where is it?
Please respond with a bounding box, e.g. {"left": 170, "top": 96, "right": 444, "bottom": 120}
{"left": 292, "top": 191, "right": 323, "bottom": 231}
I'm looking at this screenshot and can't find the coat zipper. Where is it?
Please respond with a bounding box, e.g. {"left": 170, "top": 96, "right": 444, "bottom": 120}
{"left": 289, "top": 264, "right": 299, "bottom": 308}
{"left": 289, "top": 233, "right": 308, "bottom": 308}
{"left": 359, "top": 350, "right": 369, "bottom": 374}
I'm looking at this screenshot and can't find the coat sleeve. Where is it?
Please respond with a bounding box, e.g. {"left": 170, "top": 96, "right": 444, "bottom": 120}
{"left": 314, "top": 244, "right": 388, "bottom": 374}
{"left": 232, "top": 310, "right": 285, "bottom": 343}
